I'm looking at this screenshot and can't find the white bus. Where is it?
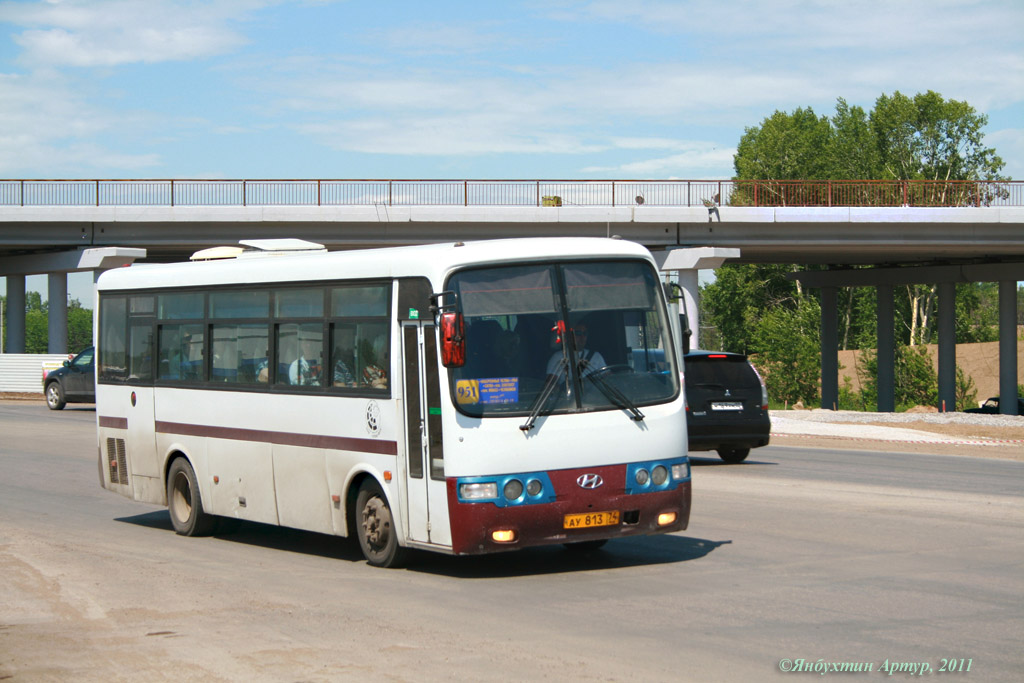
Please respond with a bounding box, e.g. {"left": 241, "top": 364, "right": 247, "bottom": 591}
{"left": 96, "top": 237, "right": 691, "bottom": 567}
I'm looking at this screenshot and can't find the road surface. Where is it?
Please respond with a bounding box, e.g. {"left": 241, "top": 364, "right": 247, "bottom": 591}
{"left": 1, "top": 401, "right": 1022, "bottom": 681}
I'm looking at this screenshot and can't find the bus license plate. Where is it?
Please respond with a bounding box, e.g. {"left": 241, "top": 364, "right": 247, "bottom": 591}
{"left": 711, "top": 402, "right": 743, "bottom": 411}
{"left": 564, "top": 510, "right": 620, "bottom": 529}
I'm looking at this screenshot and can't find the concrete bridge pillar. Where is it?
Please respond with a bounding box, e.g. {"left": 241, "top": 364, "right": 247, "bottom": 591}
{"left": 820, "top": 286, "right": 838, "bottom": 410}
{"left": 655, "top": 247, "right": 741, "bottom": 351}
{"left": 998, "top": 280, "right": 1020, "bottom": 416}
{"left": 48, "top": 272, "right": 68, "bottom": 354}
{"left": 876, "top": 284, "right": 896, "bottom": 412}
{"left": 937, "top": 282, "right": 956, "bottom": 412}
{"left": 4, "top": 274, "right": 26, "bottom": 353}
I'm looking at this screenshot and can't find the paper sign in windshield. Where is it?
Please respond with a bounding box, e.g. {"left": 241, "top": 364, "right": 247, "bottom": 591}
{"left": 456, "top": 377, "right": 519, "bottom": 405}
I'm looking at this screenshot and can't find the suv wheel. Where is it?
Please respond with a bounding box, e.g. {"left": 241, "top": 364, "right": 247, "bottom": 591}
{"left": 717, "top": 447, "right": 749, "bottom": 464}
{"left": 45, "top": 382, "right": 66, "bottom": 410}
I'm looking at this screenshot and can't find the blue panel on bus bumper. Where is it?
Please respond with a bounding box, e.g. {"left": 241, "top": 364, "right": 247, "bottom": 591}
{"left": 456, "top": 472, "right": 556, "bottom": 507}
{"left": 624, "top": 456, "right": 690, "bottom": 495}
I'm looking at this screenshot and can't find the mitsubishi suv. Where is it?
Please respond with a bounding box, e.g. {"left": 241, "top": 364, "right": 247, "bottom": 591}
{"left": 684, "top": 350, "right": 770, "bottom": 463}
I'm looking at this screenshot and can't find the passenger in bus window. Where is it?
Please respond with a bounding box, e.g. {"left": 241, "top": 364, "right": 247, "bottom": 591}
{"left": 358, "top": 331, "right": 387, "bottom": 389}
{"left": 255, "top": 354, "right": 269, "bottom": 383}
{"left": 289, "top": 337, "right": 322, "bottom": 386}
{"left": 546, "top": 322, "right": 606, "bottom": 377}
{"left": 333, "top": 331, "right": 358, "bottom": 387}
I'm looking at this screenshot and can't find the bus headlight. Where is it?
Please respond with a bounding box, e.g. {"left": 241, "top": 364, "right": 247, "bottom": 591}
{"left": 652, "top": 465, "right": 668, "bottom": 486}
{"left": 460, "top": 482, "right": 497, "bottom": 500}
{"left": 526, "top": 479, "right": 543, "bottom": 496}
{"left": 503, "top": 479, "right": 524, "bottom": 501}
{"left": 672, "top": 462, "right": 690, "bottom": 480}
{"left": 635, "top": 468, "right": 650, "bottom": 486}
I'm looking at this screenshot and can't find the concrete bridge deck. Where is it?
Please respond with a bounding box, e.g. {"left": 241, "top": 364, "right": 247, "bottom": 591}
{"left": 2, "top": 204, "right": 1023, "bottom": 267}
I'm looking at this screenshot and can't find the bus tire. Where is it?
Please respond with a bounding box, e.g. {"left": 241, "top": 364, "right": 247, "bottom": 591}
{"left": 717, "top": 447, "right": 750, "bottom": 464}
{"left": 45, "top": 382, "right": 66, "bottom": 410}
{"left": 355, "top": 480, "right": 407, "bottom": 568}
{"left": 167, "top": 458, "right": 216, "bottom": 537}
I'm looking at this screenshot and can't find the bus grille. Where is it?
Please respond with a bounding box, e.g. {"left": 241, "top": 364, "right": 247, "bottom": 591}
{"left": 106, "top": 438, "right": 128, "bottom": 485}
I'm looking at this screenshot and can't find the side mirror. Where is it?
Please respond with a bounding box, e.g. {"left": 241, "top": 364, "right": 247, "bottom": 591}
{"left": 440, "top": 312, "right": 466, "bottom": 367}
{"left": 680, "top": 313, "right": 692, "bottom": 355}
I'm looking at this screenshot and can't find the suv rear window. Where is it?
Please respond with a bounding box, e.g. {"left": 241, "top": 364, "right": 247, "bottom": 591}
{"left": 686, "top": 356, "right": 759, "bottom": 387}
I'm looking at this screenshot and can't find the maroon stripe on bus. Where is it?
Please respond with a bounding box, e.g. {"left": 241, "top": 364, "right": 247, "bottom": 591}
{"left": 98, "top": 416, "right": 128, "bottom": 429}
{"left": 154, "top": 420, "right": 398, "bottom": 456}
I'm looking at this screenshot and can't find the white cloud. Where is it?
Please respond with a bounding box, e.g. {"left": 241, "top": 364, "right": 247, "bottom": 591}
{"left": 0, "top": 0, "right": 265, "bottom": 66}
{"left": 0, "top": 71, "right": 160, "bottom": 174}
{"left": 582, "top": 143, "right": 735, "bottom": 177}
{"left": 987, "top": 128, "right": 1024, "bottom": 179}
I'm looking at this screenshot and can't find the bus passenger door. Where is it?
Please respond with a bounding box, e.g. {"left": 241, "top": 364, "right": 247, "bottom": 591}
{"left": 401, "top": 323, "right": 451, "bottom": 547}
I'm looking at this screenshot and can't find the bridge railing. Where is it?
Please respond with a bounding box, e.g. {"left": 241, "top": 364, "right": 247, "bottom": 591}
{"left": 0, "top": 179, "right": 1020, "bottom": 208}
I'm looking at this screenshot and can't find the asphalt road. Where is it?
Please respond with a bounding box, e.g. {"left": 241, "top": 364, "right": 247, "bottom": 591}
{"left": 2, "top": 401, "right": 1022, "bottom": 682}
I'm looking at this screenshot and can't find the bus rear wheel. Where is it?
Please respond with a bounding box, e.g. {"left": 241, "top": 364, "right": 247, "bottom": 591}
{"left": 167, "top": 458, "right": 216, "bottom": 536}
{"left": 355, "top": 480, "right": 407, "bottom": 568}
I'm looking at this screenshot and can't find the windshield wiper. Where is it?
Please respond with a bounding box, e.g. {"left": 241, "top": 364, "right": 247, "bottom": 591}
{"left": 520, "top": 361, "right": 566, "bottom": 432}
{"left": 584, "top": 366, "right": 645, "bottom": 422}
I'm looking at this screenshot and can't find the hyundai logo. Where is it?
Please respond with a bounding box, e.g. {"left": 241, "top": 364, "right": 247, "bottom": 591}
{"left": 577, "top": 474, "right": 604, "bottom": 489}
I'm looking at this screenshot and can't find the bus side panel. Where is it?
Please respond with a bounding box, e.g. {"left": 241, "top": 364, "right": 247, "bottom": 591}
{"left": 205, "top": 438, "right": 278, "bottom": 525}
{"left": 273, "top": 445, "right": 332, "bottom": 534}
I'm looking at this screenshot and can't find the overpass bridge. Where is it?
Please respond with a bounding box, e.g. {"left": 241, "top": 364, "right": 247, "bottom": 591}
{"left": 2, "top": 178, "right": 1022, "bottom": 414}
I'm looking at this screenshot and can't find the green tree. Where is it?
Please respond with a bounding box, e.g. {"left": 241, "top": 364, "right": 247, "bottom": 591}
{"left": 857, "top": 345, "right": 938, "bottom": 411}
{"left": 734, "top": 107, "right": 833, "bottom": 181}
{"left": 751, "top": 297, "right": 822, "bottom": 406}
{"left": 68, "top": 301, "right": 93, "bottom": 353}
{"left": 3, "top": 292, "right": 93, "bottom": 354}
{"left": 700, "top": 263, "right": 803, "bottom": 354}
{"left": 733, "top": 90, "right": 1007, "bottom": 193}
{"left": 955, "top": 367, "right": 978, "bottom": 412}
{"left": 871, "top": 90, "right": 1005, "bottom": 183}
{"left": 828, "top": 98, "right": 880, "bottom": 179}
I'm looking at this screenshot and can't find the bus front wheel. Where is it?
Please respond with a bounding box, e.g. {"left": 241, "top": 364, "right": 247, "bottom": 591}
{"left": 167, "top": 458, "right": 216, "bottom": 536}
{"left": 355, "top": 480, "right": 407, "bottom": 568}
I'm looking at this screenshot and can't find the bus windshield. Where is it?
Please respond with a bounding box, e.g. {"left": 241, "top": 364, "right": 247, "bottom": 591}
{"left": 447, "top": 259, "right": 679, "bottom": 419}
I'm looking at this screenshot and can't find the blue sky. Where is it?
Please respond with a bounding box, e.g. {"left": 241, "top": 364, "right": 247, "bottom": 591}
{"left": 1, "top": 0, "right": 1022, "bottom": 302}
{"left": 1, "top": 0, "right": 1021, "bottom": 181}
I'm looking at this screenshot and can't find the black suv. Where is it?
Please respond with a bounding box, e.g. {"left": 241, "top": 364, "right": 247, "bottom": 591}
{"left": 43, "top": 347, "right": 95, "bottom": 410}
{"left": 684, "top": 350, "right": 770, "bottom": 463}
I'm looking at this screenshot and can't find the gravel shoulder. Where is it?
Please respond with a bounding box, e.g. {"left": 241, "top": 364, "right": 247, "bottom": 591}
{"left": 771, "top": 409, "right": 1024, "bottom": 460}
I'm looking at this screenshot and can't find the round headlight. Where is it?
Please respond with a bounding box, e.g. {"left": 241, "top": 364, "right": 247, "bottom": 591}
{"left": 526, "top": 479, "right": 543, "bottom": 496}
{"left": 635, "top": 468, "right": 650, "bottom": 486}
{"left": 504, "top": 479, "right": 524, "bottom": 500}
{"left": 652, "top": 465, "right": 668, "bottom": 485}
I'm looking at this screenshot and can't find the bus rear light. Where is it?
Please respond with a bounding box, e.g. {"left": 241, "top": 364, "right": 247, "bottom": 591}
{"left": 460, "top": 482, "right": 497, "bottom": 500}
{"left": 658, "top": 512, "right": 677, "bottom": 526}
{"left": 491, "top": 529, "right": 517, "bottom": 543}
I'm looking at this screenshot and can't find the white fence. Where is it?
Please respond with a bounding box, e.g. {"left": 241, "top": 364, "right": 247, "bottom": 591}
{"left": 0, "top": 353, "right": 73, "bottom": 393}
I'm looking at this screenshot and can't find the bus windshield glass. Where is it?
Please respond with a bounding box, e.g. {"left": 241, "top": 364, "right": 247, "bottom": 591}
{"left": 447, "top": 259, "right": 678, "bottom": 418}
